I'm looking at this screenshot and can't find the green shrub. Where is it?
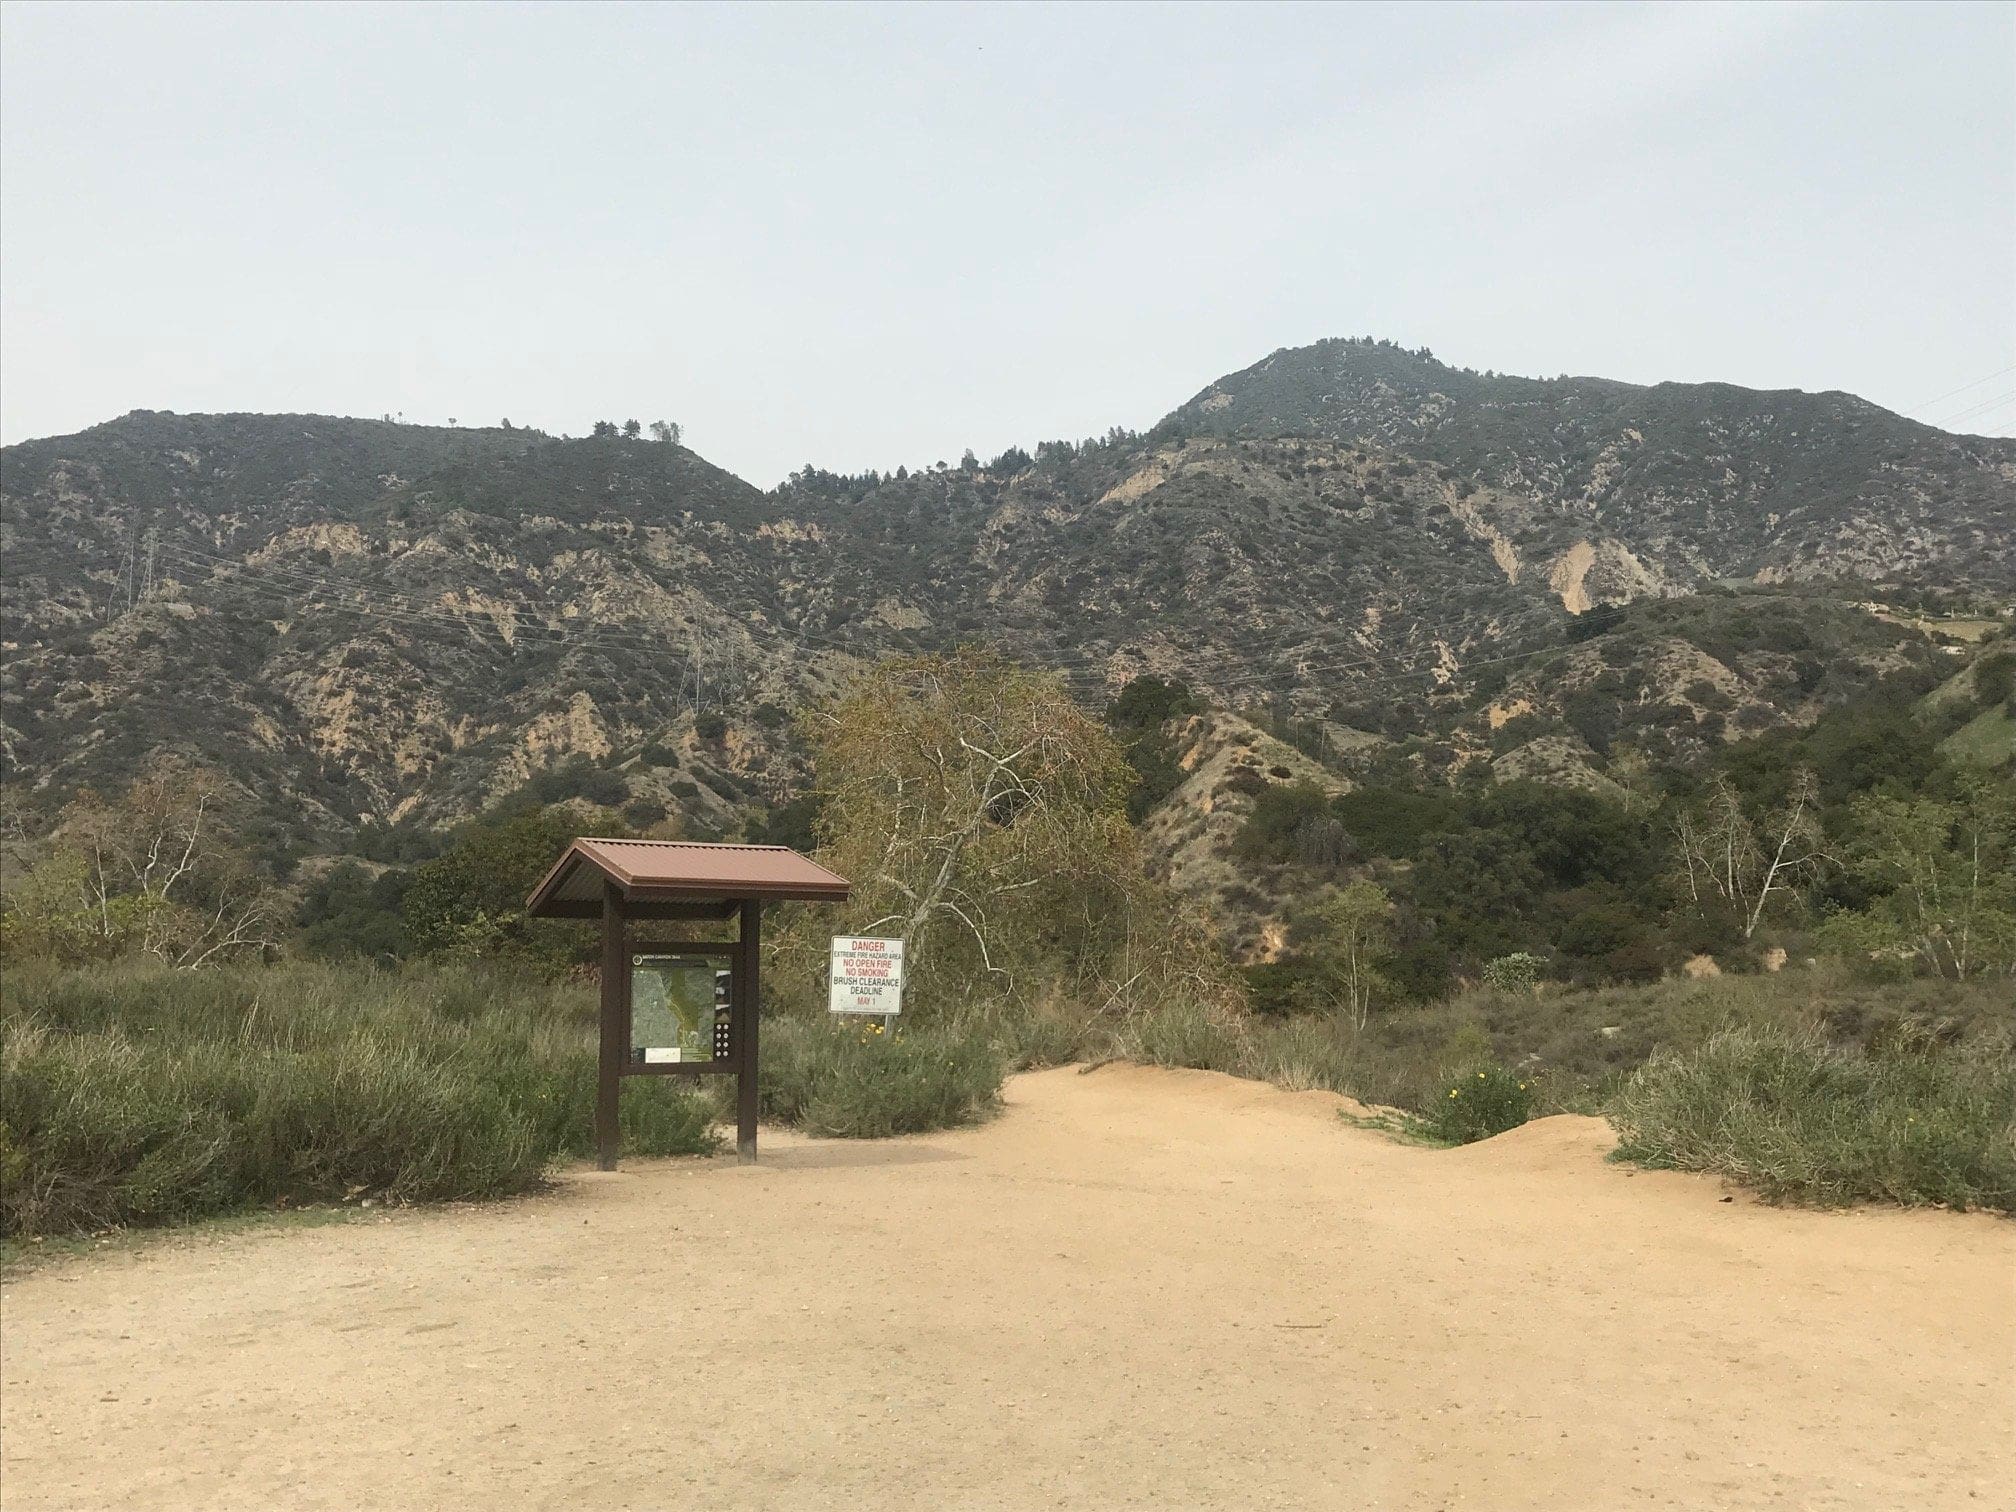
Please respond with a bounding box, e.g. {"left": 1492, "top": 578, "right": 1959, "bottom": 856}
{"left": 756, "top": 1017, "right": 1006, "bottom": 1138}
{"left": 1233, "top": 782, "right": 1329, "bottom": 865}
{"left": 399, "top": 808, "right": 600, "bottom": 965}
{"left": 0, "top": 961, "right": 719, "bottom": 1238}
{"left": 1481, "top": 952, "right": 1545, "bottom": 992}
{"left": 1971, "top": 650, "right": 2014, "bottom": 709}
{"left": 614, "top": 1076, "right": 724, "bottom": 1156}
{"left": 622, "top": 798, "right": 668, "bottom": 829}
{"left": 1242, "top": 957, "right": 1332, "bottom": 1015}
{"left": 1609, "top": 1026, "right": 2016, "bottom": 1212}
{"left": 1427, "top": 1061, "right": 1535, "bottom": 1144}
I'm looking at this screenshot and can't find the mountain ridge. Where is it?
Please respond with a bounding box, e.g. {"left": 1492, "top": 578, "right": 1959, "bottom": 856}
{"left": 3, "top": 337, "right": 2009, "bottom": 859}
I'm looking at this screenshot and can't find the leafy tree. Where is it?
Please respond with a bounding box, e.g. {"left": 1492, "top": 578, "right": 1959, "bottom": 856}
{"left": 526, "top": 757, "right": 627, "bottom": 807}
{"left": 1562, "top": 688, "right": 1622, "bottom": 754}
{"left": 1330, "top": 786, "right": 1458, "bottom": 857}
{"left": 1721, "top": 692, "right": 1941, "bottom": 806}
{"left": 1107, "top": 676, "right": 1203, "bottom": 731}
{"left": 1309, "top": 881, "right": 1392, "bottom": 1030}
{"left": 621, "top": 798, "right": 668, "bottom": 830}
{"left": 1802, "top": 697, "right": 1942, "bottom": 801}
{"left": 809, "top": 651, "right": 1130, "bottom": 979}
{"left": 744, "top": 792, "right": 822, "bottom": 852}
{"left": 1106, "top": 676, "right": 1205, "bottom": 822}
{"left": 1464, "top": 781, "right": 1651, "bottom": 893}
{"left": 401, "top": 807, "right": 607, "bottom": 964}
{"left": 1490, "top": 712, "right": 1550, "bottom": 754}
{"left": 578, "top": 768, "right": 628, "bottom": 807}
{"left": 1820, "top": 779, "right": 2016, "bottom": 979}
{"left": 649, "top": 420, "right": 682, "bottom": 445}
{"left": 1410, "top": 829, "right": 1546, "bottom": 964}
{"left": 1974, "top": 650, "right": 2015, "bottom": 709}
{"left": 1236, "top": 783, "right": 1343, "bottom": 870}
{"left": 798, "top": 652, "right": 1231, "bottom": 1019}
{"left": 622, "top": 419, "right": 642, "bottom": 439}
{"left": 1555, "top": 894, "right": 1662, "bottom": 978}
{"left": 296, "top": 860, "right": 406, "bottom": 960}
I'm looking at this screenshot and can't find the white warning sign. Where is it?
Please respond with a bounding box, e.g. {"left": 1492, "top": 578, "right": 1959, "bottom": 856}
{"left": 828, "top": 936, "right": 905, "bottom": 1016}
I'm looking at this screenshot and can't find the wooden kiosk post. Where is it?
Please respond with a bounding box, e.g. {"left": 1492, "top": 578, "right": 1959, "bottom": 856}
{"left": 526, "top": 839, "right": 851, "bottom": 1168}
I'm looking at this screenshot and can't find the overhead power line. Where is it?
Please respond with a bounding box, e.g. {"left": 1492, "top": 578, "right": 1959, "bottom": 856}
{"left": 1903, "top": 364, "right": 2016, "bottom": 419}
{"left": 1931, "top": 390, "right": 2016, "bottom": 430}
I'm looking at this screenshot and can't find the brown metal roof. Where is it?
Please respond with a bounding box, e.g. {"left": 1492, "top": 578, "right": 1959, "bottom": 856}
{"left": 525, "top": 838, "right": 851, "bottom": 914}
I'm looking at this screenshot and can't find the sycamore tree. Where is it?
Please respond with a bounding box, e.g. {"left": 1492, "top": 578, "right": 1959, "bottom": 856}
{"left": 794, "top": 650, "right": 1233, "bottom": 1017}
{"left": 1, "top": 762, "right": 288, "bottom": 967}
{"left": 1670, "top": 769, "right": 1826, "bottom": 940}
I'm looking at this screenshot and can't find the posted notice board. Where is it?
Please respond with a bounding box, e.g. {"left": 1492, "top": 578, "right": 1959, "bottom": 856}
{"left": 829, "top": 936, "right": 904, "bottom": 1015}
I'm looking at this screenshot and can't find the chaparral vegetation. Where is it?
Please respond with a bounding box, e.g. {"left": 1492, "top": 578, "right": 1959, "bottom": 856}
{"left": 5, "top": 635, "right": 2011, "bottom": 1246}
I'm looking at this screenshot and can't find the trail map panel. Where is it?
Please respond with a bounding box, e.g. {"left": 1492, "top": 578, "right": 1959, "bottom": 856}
{"left": 631, "top": 954, "right": 718, "bottom": 1063}
{"left": 829, "top": 936, "right": 905, "bottom": 1015}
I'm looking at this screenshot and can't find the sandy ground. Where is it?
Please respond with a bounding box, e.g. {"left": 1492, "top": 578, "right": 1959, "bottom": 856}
{"left": 3, "top": 1065, "right": 2012, "bottom": 1512}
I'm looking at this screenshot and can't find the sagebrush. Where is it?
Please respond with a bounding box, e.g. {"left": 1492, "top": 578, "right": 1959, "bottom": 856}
{"left": 1610, "top": 1025, "right": 2016, "bottom": 1212}
{"left": 1, "top": 961, "right": 718, "bottom": 1238}
{"left": 753, "top": 1017, "right": 1006, "bottom": 1138}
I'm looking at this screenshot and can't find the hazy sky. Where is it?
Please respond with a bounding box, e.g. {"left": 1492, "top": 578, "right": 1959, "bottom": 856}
{"left": 3, "top": 1, "right": 2012, "bottom": 482}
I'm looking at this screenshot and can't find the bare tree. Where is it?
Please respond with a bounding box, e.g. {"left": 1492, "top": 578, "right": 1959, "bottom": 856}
{"left": 1672, "top": 770, "right": 1825, "bottom": 939}
{"left": 41, "top": 763, "right": 288, "bottom": 966}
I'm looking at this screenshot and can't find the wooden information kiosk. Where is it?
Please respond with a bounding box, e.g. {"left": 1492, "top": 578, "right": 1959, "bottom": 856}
{"left": 525, "top": 839, "right": 851, "bottom": 1168}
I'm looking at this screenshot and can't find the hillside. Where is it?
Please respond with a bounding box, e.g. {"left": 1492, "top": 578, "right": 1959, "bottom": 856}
{"left": 1162, "top": 338, "right": 2016, "bottom": 591}
{"left": 2, "top": 342, "right": 2011, "bottom": 860}
{"left": 0, "top": 412, "right": 826, "bottom": 847}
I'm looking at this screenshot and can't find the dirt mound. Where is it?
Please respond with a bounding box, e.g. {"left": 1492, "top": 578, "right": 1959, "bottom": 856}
{"left": 1440, "top": 1111, "right": 1622, "bottom": 1170}
{"left": 1078, "top": 1060, "right": 1386, "bottom": 1123}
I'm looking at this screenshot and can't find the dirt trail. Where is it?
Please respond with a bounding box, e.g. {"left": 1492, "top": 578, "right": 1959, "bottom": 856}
{"left": 4, "top": 1066, "right": 2011, "bottom": 1511}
